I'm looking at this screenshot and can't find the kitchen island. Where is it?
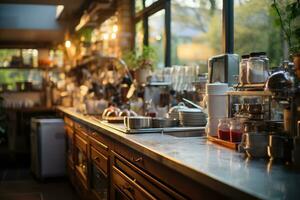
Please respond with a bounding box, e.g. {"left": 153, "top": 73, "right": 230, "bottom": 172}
{"left": 58, "top": 106, "right": 300, "bottom": 200}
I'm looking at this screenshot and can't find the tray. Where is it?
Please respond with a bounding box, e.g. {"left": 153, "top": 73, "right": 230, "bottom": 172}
{"left": 207, "top": 135, "right": 239, "bottom": 150}
{"left": 99, "top": 120, "right": 205, "bottom": 136}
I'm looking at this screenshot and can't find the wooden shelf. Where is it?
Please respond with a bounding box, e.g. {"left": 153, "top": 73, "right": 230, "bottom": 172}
{"left": 207, "top": 135, "right": 239, "bottom": 150}
{"left": 227, "top": 90, "right": 272, "bottom": 96}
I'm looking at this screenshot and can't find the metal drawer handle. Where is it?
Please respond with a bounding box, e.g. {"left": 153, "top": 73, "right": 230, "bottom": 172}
{"left": 133, "top": 157, "right": 143, "bottom": 163}
{"left": 122, "top": 184, "right": 135, "bottom": 195}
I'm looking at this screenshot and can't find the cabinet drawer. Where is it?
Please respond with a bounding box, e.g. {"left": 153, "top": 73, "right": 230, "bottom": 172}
{"left": 114, "top": 142, "right": 145, "bottom": 169}
{"left": 89, "top": 134, "right": 109, "bottom": 156}
{"left": 112, "top": 166, "right": 156, "bottom": 200}
{"left": 75, "top": 134, "right": 87, "bottom": 154}
{"left": 64, "top": 116, "right": 74, "bottom": 127}
{"left": 113, "top": 151, "right": 185, "bottom": 200}
{"left": 74, "top": 122, "right": 89, "bottom": 136}
{"left": 91, "top": 146, "right": 108, "bottom": 175}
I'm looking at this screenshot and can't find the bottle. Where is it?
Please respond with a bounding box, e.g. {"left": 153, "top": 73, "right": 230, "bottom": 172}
{"left": 230, "top": 119, "right": 243, "bottom": 142}
{"left": 218, "top": 118, "right": 230, "bottom": 141}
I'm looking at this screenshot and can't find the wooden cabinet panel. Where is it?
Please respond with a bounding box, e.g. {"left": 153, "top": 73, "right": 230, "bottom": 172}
{"left": 112, "top": 151, "right": 186, "bottom": 200}
{"left": 75, "top": 133, "right": 88, "bottom": 154}
{"left": 89, "top": 134, "right": 109, "bottom": 156}
{"left": 112, "top": 166, "right": 156, "bottom": 200}
{"left": 90, "top": 163, "right": 109, "bottom": 200}
{"left": 74, "top": 121, "right": 90, "bottom": 136}
{"left": 64, "top": 116, "right": 74, "bottom": 128}
{"left": 113, "top": 142, "right": 226, "bottom": 200}
{"left": 91, "top": 146, "right": 108, "bottom": 175}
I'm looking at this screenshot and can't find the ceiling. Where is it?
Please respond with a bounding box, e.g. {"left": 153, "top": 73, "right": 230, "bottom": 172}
{"left": 0, "top": 0, "right": 89, "bottom": 48}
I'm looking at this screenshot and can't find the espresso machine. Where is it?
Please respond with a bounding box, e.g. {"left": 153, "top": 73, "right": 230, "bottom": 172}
{"left": 265, "top": 61, "right": 300, "bottom": 165}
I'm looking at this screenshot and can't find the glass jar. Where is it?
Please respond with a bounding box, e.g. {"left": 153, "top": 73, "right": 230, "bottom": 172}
{"left": 258, "top": 52, "right": 270, "bottom": 80}
{"left": 230, "top": 119, "right": 243, "bottom": 142}
{"left": 218, "top": 118, "right": 230, "bottom": 141}
{"left": 239, "top": 54, "right": 249, "bottom": 84}
{"left": 247, "top": 52, "right": 267, "bottom": 84}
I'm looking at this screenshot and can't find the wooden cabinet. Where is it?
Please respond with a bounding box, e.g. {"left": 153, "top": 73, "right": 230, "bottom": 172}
{"left": 89, "top": 135, "right": 110, "bottom": 200}
{"left": 74, "top": 127, "right": 89, "bottom": 190}
{"left": 64, "top": 125, "right": 74, "bottom": 165}
{"left": 62, "top": 115, "right": 228, "bottom": 200}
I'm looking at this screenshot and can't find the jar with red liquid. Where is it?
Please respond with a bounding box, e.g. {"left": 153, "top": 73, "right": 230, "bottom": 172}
{"left": 230, "top": 119, "right": 243, "bottom": 142}
{"left": 217, "top": 118, "right": 230, "bottom": 141}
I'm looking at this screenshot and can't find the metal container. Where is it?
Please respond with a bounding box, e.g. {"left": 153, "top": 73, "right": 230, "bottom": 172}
{"left": 152, "top": 118, "right": 166, "bottom": 128}
{"left": 243, "top": 132, "right": 269, "bottom": 158}
{"left": 165, "top": 118, "right": 179, "bottom": 127}
{"left": 124, "top": 116, "right": 152, "bottom": 129}
{"left": 268, "top": 135, "right": 285, "bottom": 160}
{"left": 152, "top": 118, "right": 179, "bottom": 128}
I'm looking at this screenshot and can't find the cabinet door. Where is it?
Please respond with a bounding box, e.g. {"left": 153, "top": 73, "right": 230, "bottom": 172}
{"left": 91, "top": 162, "right": 109, "bottom": 200}
{"left": 74, "top": 133, "right": 88, "bottom": 187}
{"left": 65, "top": 125, "right": 74, "bottom": 165}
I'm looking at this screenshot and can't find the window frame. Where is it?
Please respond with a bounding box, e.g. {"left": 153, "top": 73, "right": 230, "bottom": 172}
{"left": 133, "top": 0, "right": 234, "bottom": 67}
{"left": 134, "top": 0, "right": 171, "bottom": 67}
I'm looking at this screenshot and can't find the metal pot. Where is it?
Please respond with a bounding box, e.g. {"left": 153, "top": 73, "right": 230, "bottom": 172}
{"left": 152, "top": 118, "right": 179, "bottom": 128}
{"left": 124, "top": 116, "right": 152, "bottom": 129}
{"left": 243, "top": 132, "right": 269, "bottom": 158}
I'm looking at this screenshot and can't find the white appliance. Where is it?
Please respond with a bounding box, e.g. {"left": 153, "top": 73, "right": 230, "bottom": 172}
{"left": 31, "top": 117, "right": 66, "bottom": 179}
{"left": 205, "top": 83, "right": 229, "bottom": 136}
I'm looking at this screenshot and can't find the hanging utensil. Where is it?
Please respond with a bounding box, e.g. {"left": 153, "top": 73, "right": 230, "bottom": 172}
{"left": 182, "top": 98, "right": 203, "bottom": 111}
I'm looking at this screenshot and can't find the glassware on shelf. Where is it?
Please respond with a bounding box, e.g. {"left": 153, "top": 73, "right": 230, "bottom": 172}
{"left": 246, "top": 52, "right": 269, "bottom": 84}
{"left": 217, "top": 118, "right": 230, "bottom": 141}
{"left": 239, "top": 55, "right": 249, "bottom": 84}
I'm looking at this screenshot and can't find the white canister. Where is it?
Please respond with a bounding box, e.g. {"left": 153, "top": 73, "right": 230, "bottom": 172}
{"left": 205, "top": 83, "right": 229, "bottom": 136}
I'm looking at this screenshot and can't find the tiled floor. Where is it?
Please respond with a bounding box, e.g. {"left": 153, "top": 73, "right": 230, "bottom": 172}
{"left": 0, "top": 168, "right": 80, "bottom": 200}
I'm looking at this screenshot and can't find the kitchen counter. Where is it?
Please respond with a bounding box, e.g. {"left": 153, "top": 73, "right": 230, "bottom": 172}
{"left": 58, "top": 106, "right": 300, "bottom": 200}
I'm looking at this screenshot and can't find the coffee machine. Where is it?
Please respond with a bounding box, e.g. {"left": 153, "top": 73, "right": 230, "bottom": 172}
{"left": 265, "top": 61, "right": 300, "bottom": 165}
{"left": 208, "top": 54, "right": 239, "bottom": 86}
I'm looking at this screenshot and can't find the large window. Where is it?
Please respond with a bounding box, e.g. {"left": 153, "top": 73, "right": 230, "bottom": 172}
{"left": 234, "top": 0, "right": 284, "bottom": 67}
{"left": 171, "top": 0, "right": 223, "bottom": 71}
{"left": 134, "top": 0, "right": 286, "bottom": 69}
{"left": 149, "top": 9, "right": 165, "bottom": 68}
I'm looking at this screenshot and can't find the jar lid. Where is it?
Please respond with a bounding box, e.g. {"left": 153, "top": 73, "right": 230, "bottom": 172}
{"left": 241, "top": 54, "right": 249, "bottom": 59}
{"left": 249, "top": 52, "right": 261, "bottom": 57}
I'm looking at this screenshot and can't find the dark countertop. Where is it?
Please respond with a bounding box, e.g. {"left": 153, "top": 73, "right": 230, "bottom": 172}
{"left": 58, "top": 106, "right": 300, "bottom": 200}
